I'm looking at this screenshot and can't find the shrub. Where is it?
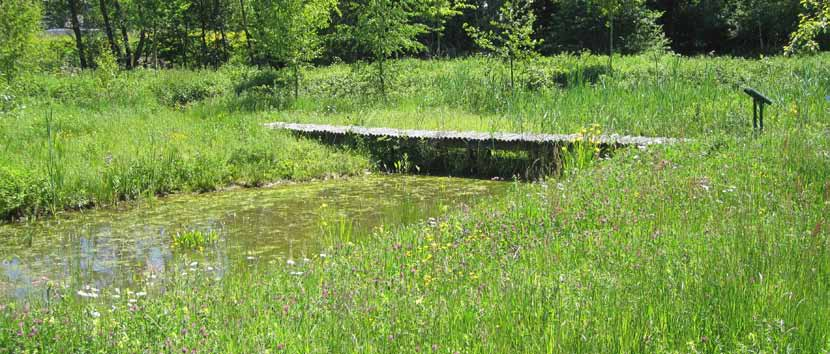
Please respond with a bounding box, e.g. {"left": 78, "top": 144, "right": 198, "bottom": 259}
{"left": 0, "top": 166, "right": 48, "bottom": 220}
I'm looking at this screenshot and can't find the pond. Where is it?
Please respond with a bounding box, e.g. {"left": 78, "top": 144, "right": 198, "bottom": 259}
{"left": 0, "top": 176, "right": 509, "bottom": 301}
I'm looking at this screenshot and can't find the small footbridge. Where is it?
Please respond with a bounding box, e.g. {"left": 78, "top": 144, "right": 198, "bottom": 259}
{"left": 266, "top": 122, "right": 683, "bottom": 177}
{"left": 265, "top": 122, "right": 681, "bottom": 151}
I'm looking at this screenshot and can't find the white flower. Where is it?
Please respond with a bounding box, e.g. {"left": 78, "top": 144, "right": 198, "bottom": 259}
{"left": 77, "top": 290, "right": 99, "bottom": 298}
{"left": 286, "top": 259, "right": 296, "bottom": 266}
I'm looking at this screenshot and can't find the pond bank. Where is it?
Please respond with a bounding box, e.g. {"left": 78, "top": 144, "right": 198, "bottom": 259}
{"left": 0, "top": 175, "right": 510, "bottom": 300}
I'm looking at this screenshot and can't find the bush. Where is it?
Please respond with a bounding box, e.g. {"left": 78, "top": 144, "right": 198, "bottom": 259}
{"left": 153, "top": 71, "right": 231, "bottom": 107}
{"left": 0, "top": 166, "right": 48, "bottom": 220}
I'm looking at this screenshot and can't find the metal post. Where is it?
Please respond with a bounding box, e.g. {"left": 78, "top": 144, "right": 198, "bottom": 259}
{"left": 759, "top": 102, "right": 764, "bottom": 131}
{"left": 753, "top": 101, "right": 758, "bottom": 130}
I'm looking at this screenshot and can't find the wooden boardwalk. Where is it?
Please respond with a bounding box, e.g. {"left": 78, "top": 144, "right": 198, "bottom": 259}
{"left": 265, "top": 122, "right": 682, "bottom": 151}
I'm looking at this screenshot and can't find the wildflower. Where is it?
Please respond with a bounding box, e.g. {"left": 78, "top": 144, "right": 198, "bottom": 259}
{"left": 246, "top": 256, "right": 256, "bottom": 260}
{"left": 136, "top": 292, "right": 147, "bottom": 297}
{"left": 189, "top": 262, "right": 198, "bottom": 267}
{"left": 286, "top": 259, "right": 296, "bottom": 266}
{"left": 89, "top": 310, "right": 101, "bottom": 318}
{"left": 77, "top": 290, "right": 99, "bottom": 298}
{"left": 289, "top": 271, "right": 304, "bottom": 276}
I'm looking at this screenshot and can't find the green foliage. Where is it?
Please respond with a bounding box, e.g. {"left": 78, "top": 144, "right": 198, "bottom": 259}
{"left": 0, "top": 0, "right": 42, "bottom": 82}
{"left": 464, "top": 0, "right": 540, "bottom": 91}
{"left": 171, "top": 229, "right": 219, "bottom": 250}
{"left": 249, "top": 0, "right": 338, "bottom": 98}
{"left": 588, "top": 0, "right": 650, "bottom": 71}
{"left": 786, "top": 0, "right": 830, "bottom": 55}
{"left": 342, "top": 0, "right": 429, "bottom": 98}
{"left": 418, "top": 0, "right": 473, "bottom": 55}
{"left": 2, "top": 128, "right": 830, "bottom": 351}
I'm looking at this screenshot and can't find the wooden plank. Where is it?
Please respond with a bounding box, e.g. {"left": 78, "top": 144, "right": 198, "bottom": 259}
{"left": 264, "top": 122, "right": 683, "bottom": 148}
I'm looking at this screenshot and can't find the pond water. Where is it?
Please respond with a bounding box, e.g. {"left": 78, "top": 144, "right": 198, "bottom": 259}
{"left": 0, "top": 176, "right": 509, "bottom": 300}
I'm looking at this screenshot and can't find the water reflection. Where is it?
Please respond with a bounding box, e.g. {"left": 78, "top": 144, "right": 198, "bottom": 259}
{"left": 0, "top": 176, "right": 508, "bottom": 300}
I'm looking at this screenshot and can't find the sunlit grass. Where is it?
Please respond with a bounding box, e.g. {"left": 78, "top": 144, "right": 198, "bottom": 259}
{"left": 2, "top": 128, "right": 828, "bottom": 352}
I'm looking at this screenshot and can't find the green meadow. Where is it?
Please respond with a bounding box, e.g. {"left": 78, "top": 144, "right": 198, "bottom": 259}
{"left": 1, "top": 53, "right": 829, "bottom": 352}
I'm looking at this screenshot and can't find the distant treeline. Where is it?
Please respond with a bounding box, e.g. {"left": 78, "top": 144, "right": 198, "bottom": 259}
{"left": 7, "top": 0, "right": 830, "bottom": 73}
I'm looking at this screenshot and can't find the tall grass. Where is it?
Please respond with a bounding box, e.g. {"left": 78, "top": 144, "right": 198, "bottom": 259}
{"left": 0, "top": 68, "right": 370, "bottom": 221}
{"left": 2, "top": 128, "right": 827, "bottom": 352}
{"left": 2, "top": 53, "right": 828, "bottom": 221}
{"left": 268, "top": 54, "right": 829, "bottom": 137}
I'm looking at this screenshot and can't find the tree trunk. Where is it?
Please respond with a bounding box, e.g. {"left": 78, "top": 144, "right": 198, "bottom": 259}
{"left": 757, "top": 19, "right": 765, "bottom": 54}
{"left": 509, "top": 55, "right": 515, "bottom": 93}
{"left": 99, "top": 0, "right": 122, "bottom": 60}
{"left": 238, "top": 0, "right": 255, "bottom": 64}
{"left": 113, "top": 0, "right": 133, "bottom": 69}
{"left": 68, "top": 0, "right": 88, "bottom": 68}
{"left": 214, "top": 0, "right": 230, "bottom": 61}
{"left": 198, "top": 0, "right": 211, "bottom": 67}
{"left": 182, "top": 16, "right": 191, "bottom": 68}
{"left": 608, "top": 16, "right": 614, "bottom": 74}
{"left": 133, "top": 29, "right": 147, "bottom": 67}
{"left": 378, "top": 57, "right": 386, "bottom": 101}
{"left": 293, "top": 64, "right": 299, "bottom": 100}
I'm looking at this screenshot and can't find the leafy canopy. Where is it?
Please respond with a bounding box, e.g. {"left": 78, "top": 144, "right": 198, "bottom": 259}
{"left": 346, "top": 0, "right": 430, "bottom": 61}
{"left": 0, "top": 0, "right": 42, "bottom": 82}
{"left": 786, "top": 0, "right": 829, "bottom": 55}
{"left": 463, "top": 0, "right": 541, "bottom": 62}
{"left": 250, "top": 0, "right": 338, "bottom": 67}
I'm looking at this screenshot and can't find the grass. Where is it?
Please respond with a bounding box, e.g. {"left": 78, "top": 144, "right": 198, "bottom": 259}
{"left": 1, "top": 128, "right": 828, "bottom": 352}
{"left": 266, "top": 54, "right": 830, "bottom": 137}
{"left": 3, "top": 53, "right": 828, "bottom": 221}
{"left": 0, "top": 53, "right": 829, "bottom": 351}
{"left": 0, "top": 67, "right": 371, "bottom": 222}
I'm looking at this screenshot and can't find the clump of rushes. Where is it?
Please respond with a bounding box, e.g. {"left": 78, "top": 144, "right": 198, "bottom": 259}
{"left": 171, "top": 229, "right": 219, "bottom": 250}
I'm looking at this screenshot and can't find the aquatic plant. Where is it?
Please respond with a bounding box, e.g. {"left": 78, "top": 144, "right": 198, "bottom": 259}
{"left": 171, "top": 229, "right": 220, "bottom": 250}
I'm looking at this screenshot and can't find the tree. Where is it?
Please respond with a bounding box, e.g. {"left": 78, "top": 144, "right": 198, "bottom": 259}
{"left": 99, "top": 0, "right": 123, "bottom": 61}
{"left": 419, "top": 0, "right": 472, "bottom": 56}
{"left": 250, "top": 0, "right": 338, "bottom": 99}
{"left": 590, "top": 0, "right": 631, "bottom": 73}
{"left": 0, "top": 0, "right": 42, "bottom": 82}
{"left": 344, "top": 0, "right": 429, "bottom": 99}
{"left": 786, "top": 0, "right": 830, "bottom": 55}
{"left": 67, "top": 0, "right": 89, "bottom": 68}
{"left": 464, "top": 0, "right": 540, "bottom": 92}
